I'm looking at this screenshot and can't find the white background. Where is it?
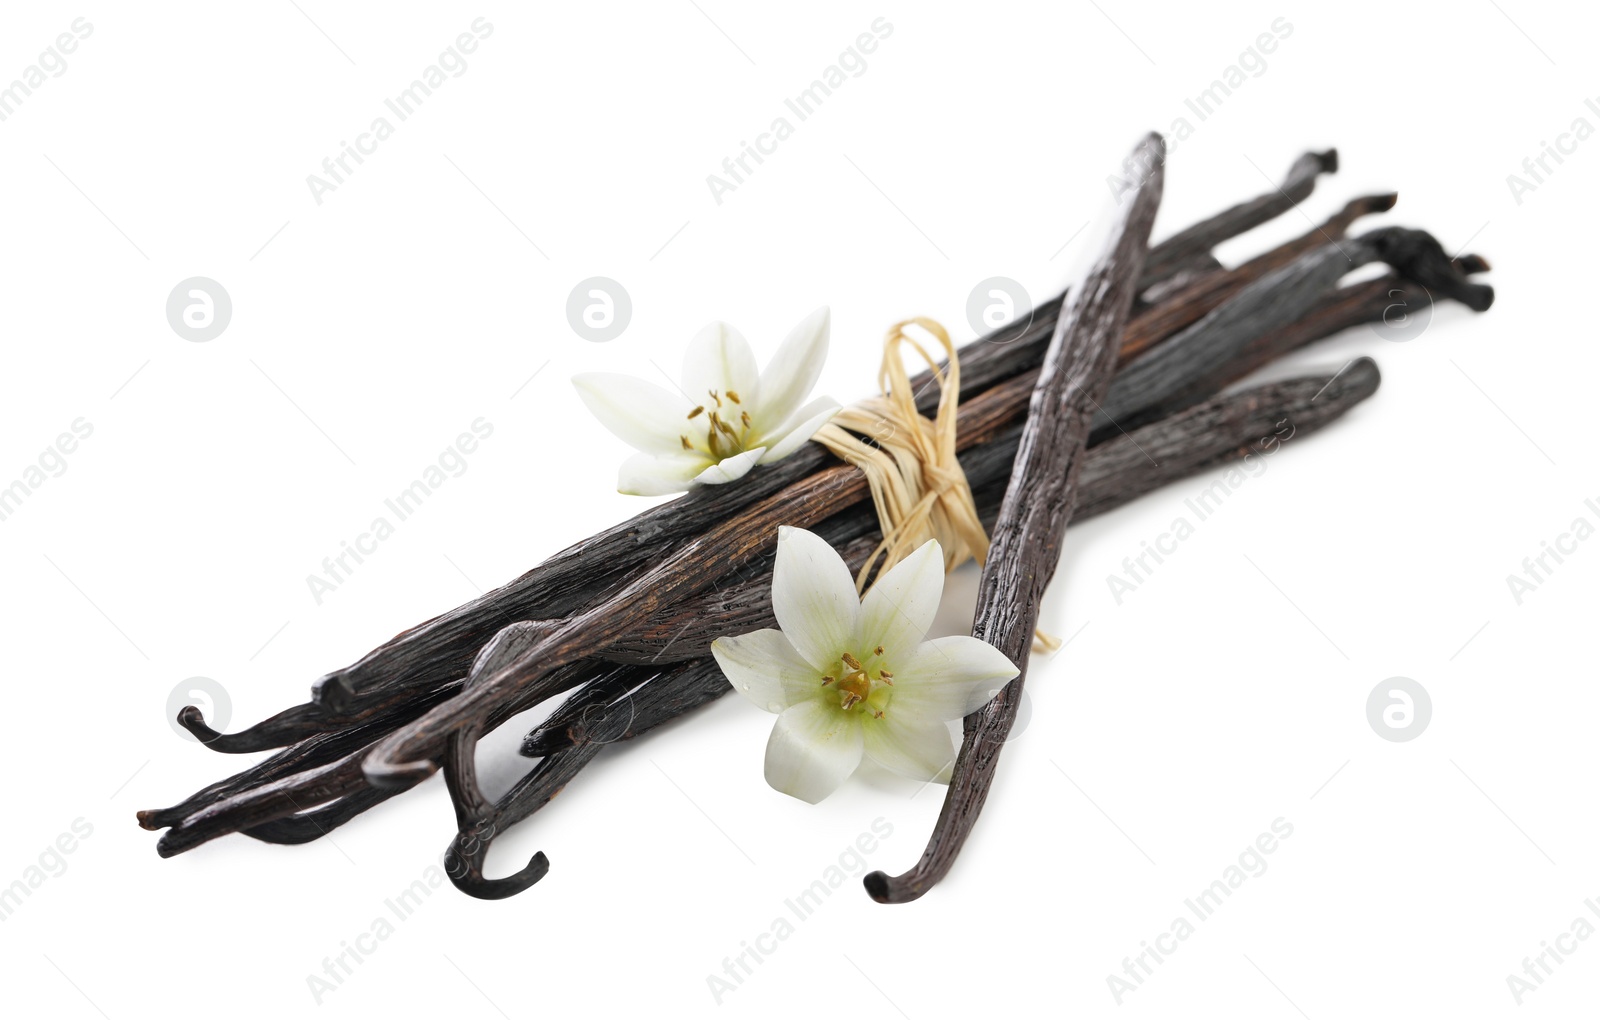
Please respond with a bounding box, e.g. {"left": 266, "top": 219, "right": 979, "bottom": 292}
{"left": 1, "top": 1, "right": 1594, "bottom": 1016}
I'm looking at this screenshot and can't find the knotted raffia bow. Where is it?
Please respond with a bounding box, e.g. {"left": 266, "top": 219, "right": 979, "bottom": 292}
{"left": 814, "top": 317, "right": 1061, "bottom": 653}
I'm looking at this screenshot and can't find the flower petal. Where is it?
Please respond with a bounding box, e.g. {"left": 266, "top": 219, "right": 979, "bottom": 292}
{"left": 711, "top": 629, "right": 820, "bottom": 713}
{"left": 770, "top": 526, "right": 860, "bottom": 671}
{"left": 858, "top": 539, "right": 945, "bottom": 664}
{"left": 756, "top": 396, "right": 840, "bottom": 464}
{"left": 890, "top": 636, "right": 1019, "bottom": 722}
{"left": 862, "top": 716, "right": 958, "bottom": 783}
{"left": 763, "top": 699, "right": 863, "bottom": 803}
{"left": 617, "top": 451, "right": 712, "bottom": 496}
{"left": 693, "top": 446, "right": 766, "bottom": 486}
{"left": 682, "top": 321, "right": 761, "bottom": 409}
{"left": 573, "top": 373, "right": 693, "bottom": 455}
{"left": 756, "top": 306, "right": 830, "bottom": 433}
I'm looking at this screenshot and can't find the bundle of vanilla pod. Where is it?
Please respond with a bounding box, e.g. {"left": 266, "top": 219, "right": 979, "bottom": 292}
{"left": 140, "top": 139, "right": 1493, "bottom": 902}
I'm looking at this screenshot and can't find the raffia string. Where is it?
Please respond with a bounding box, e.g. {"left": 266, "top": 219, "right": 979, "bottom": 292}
{"left": 812, "top": 318, "right": 1061, "bottom": 654}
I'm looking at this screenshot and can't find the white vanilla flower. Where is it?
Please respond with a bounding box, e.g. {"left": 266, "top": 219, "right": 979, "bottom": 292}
{"left": 711, "top": 527, "right": 1020, "bottom": 804}
{"left": 573, "top": 308, "right": 839, "bottom": 495}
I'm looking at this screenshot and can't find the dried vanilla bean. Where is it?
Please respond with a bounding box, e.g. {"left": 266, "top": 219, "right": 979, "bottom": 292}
{"left": 521, "top": 663, "right": 728, "bottom": 759}
{"left": 146, "top": 243, "right": 1443, "bottom": 850}
{"left": 148, "top": 656, "right": 598, "bottom": 856}
{"left": 1094, "top": 226, "right": 1492, "bottom": 437}
{"left": 865, "top": 131, "right": 1165, "bottom": 904}
{"left": 524, "top": 357, "right": 1382, "bottom": 758}
{"left": 144, "top": 225, "right": 1484, "bottom": 852}
{"left": 244, "top": 355, "right": 1385, "bottom": 856}
{"left": 366, "top": 220, "right": 1484, "bottom": 770}
{"left": 920, "top": 173, "right": 1366, "bottom": 410}
{"left": 1117, "top": 191, "right": 1394, "bottom": 362}
{"left": 139, "top": 142, "right": 1495, "bottom": 898}
{"left": 139, "top": 349, "right": 1048, "bottom": 836}
{"left": 1138, "top": 149, "right": 1336, "bottom": 285}
{"left": 593, "top": 354, "right": 1390, "bottom": 666}
{"left": 144, "top": 218, "right": 1484, "bottom": 847}
{"left": 439, "top": 655, "right": 715, "bottom": 898}
{"left": 359, "top": 463, "right": 882, "bottom": 789}
{"left": 180, "top": 151, "right": 1345, "bottom": 755}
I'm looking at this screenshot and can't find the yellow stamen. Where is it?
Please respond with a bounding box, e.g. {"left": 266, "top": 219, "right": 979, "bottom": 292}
{"left": 820, "top": 676, "right": 834, "bottom": 686}
{"left": 741, "top": 410, "right": 752, "bottom": 429}
{"left": 841, "top": 651, "right": 862, "bottom": 670}
{"left": 687, "top": 406, "right": 705, "bottom": 420}
{"left": 680, "top": 435, "right": 693, "bottom": 450}
{"left": 874, "top": 645, "right": 884, "bottom": 656}
{"left": 726, "top": 390, "right": 741, "bottom": 404}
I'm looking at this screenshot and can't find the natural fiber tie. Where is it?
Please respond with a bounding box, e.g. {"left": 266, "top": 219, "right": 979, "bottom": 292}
{"left": 813, "top": 318, "right": 1061, "bottom": 654}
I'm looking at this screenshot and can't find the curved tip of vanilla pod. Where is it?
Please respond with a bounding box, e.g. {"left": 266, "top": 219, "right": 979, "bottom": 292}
{"left": 170, "top": 704, "right": 306, "bottom": 755}
{"left": 861, "top": 868, "right": 926, "bottom": 905}
{"left": 1336, "top": 356, "right": 1382, "bottom": 402}
{"left": 448, "top": 851, "right": 551, "bottom": 900}
{"left": 175, "top": 705, "right": 226, "bottom": 744}
{"left": 1315, "top": 148, "right": 1339, "bottom": 174}
{"left": 1364, "top": 225, "right": 1495, "bottom": 313}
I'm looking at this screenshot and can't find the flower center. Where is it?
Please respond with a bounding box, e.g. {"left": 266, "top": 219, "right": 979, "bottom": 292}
{"left": 681, "top": 389, "right": 753, "bottom": 460}
{"left": 820, "top": 647, "right": 894, "bottom": 718}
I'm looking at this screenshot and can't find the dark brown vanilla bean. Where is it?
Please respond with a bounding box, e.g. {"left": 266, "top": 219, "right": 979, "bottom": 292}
{"left": 346, "top": 369, "right": 1062, "bottom": 788}
{"left": 242, "top": 660, "right": 731, "bottom": 850}
{"left": 144, "top": 220, "right": 1487, "bottom": 847}
{"left": 261, "top": 356, "right": 1383, "bottom": 856}
{"left": 1117, "top": 192, "right": 1394, "bottom": 362}
{"left": 521, "top": 663, "right": 729, "bottom": 759}
{"left": 150, "top": 656, "right": 597, "bottom": 856}
{"left": 601, "top": 225, "right": 1482, "bottom": 667}
{"left": 864, "top": 132, "right": 1165, "bottom": 904}
{"left": 137, "top": 684, "right": 456, "bottom": 831}
{"left": 181, "top": 189, "right": 1388, "bottom": 757}
{"left": 439, "top": 656, "right": 713, "bottom": 899}
{"left": 588, "top": 345, "right": 1381, "bottom": 667}
{"left": 178, "top": 149, "right": 1343, "bottom": 756}
{"left": 144, "top": 229, "right": 1488, "bottom": 852}
{"left": 1138, "top": 149, "right": 1336, "bottom": 285}
{"left": 155, "top": 755, "right": 374, "bottom": 858}
{"left": 603, "top": 227, "right": 1488, "bottom": 664}
{"left": 917, "top": 176, "right": 1367, "bottom": 414}
{"left": 172, "top": 198, "right": 1440, "bottom": 761}
{"left": 138, "top": 141, "right": 1496, "bottom": 905}
{"left": 359, "top": 189, "right": 1204, "bottom": 789}
{"left": 243, "top": 785, "right": 411, "bottom": 844}
{"left": 358, "top": 460, "right": 879, "bottom": 787}
{"left": 1094, "top": 226, "right": 1492, "bottom": 438}
{"left": 523, "top": 358, "right": 1383, "bottom": 758}
{"left": 151, "top": 251, "right": 1440, "bottom": 849}
{"left": 159, "top": 246, "right": 1440, "bottom": 856}
{"left": 1070, "top": 357, "right": 1382, "bottom": 514}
